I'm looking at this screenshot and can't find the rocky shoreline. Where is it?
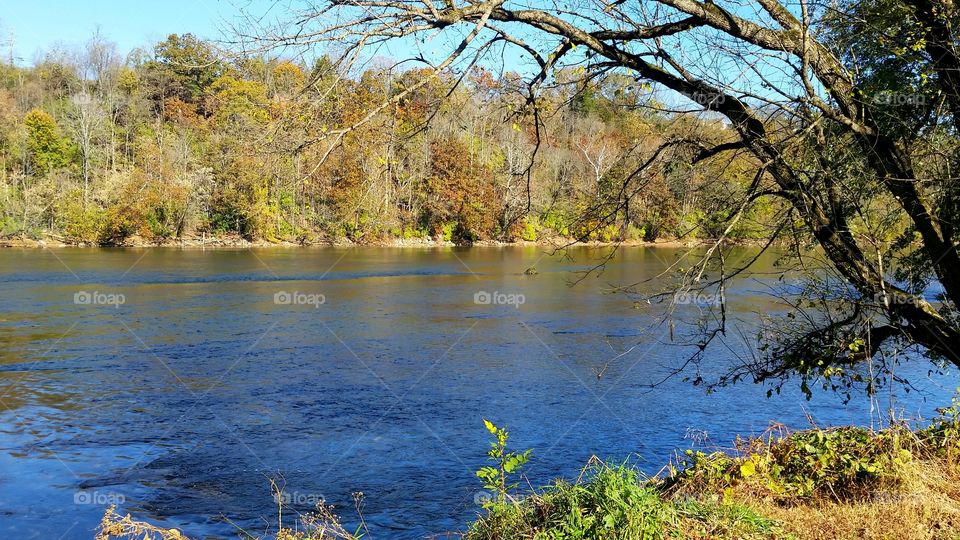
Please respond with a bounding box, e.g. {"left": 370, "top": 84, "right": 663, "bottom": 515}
{"left": 0, "top": 234, "right": 718, "bottom": 249}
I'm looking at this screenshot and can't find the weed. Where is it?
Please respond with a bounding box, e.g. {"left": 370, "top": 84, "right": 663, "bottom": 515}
{"left": 476, "top": 419, "right": 532, "bottom": 506}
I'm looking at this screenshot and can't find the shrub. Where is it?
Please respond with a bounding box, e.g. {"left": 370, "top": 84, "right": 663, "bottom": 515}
{"left": 100, "top": 204, "right": 141, "bottom": 245}
{"left": 439, "top": 222, "right": 455, "bottom": 242}
{"left": 58, "top": 196, "right": 107, "bottom": 244}
{"left": 918, "top": 391, "right": 960, "bottom": 460}
{"left": 668, "top": 426, "right": 906, "bottom": 502}
{"left": 760, "top": 427, "right": 900, "bottom": 499}
{"left": 541, "top": 210, "right": 570, "bottom": 237}
{"left": 469, "top": 463, "right": 677, "bottom": 540}
{"left": 521, "top": 217, "right": 538, "bottom": 242}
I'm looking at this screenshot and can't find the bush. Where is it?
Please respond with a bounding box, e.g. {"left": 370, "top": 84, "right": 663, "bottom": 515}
{"left": 667, "top": 426, "right": 909, "bottom": 502}
{"left": 541, "top": 210, "right": 570, "bottom": 237}
{"left": 439, "top": 222, "right": 455, "bottom": 242}
{"left": 521, "top": 217, "right": 538, "bottom": 241}
{"left": 918, "top": 391, "right": 960, "bottom": 459}
{"left": 58, "top": 197, "right": 107, "bottom": 244}
{"left": 100, "top": 204, "right": 141, "bottom": 245}
{"left": 468, "top": 464, "right": 677, "bottom": 540}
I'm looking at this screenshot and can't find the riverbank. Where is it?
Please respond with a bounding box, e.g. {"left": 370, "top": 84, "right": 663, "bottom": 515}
{"left": 0, "top": 233, "right": 749, "bottom": 249}
{"left": 97, "top": 399, "right": 960, "bottom": 540}
{"left": 0, "top": 233, "right": 711, "bottom": 249}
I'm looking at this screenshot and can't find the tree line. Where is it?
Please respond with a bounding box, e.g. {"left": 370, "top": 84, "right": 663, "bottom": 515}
{"left": 0, "top": 33, "right": 770, "bottom": 245}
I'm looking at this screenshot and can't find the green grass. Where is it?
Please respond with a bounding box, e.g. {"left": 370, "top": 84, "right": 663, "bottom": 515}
{"left": 466, "top": 461, "right": 787, "bottom": 540}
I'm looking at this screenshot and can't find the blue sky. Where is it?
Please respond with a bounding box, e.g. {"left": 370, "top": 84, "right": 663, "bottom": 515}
{"left": 0, "top": 0, "right": 784, "bottom": 107}
{"left": 0, "top": 0, "right": 254, "bottom": 64}
{"left": 0, "top": 0, "right": 469, "bottom": 71}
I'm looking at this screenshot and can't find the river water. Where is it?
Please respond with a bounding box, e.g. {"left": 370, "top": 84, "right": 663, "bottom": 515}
{"left": 0, "top": 247, "right": 954, "bottom": 538}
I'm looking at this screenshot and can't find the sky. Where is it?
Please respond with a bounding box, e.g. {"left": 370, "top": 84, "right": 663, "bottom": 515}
{"left": 0, "top": 0, "right": 494, "bottom": 74}
{"left": 0, "top": 0, "right": 786, "bottom": 107}
{"left": 0, "top": 0, "right": 261, "bottom": 64}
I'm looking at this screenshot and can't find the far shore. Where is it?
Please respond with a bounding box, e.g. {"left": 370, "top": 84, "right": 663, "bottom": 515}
{"left": 0, "top": 234, "right": 766, "bottom": 250}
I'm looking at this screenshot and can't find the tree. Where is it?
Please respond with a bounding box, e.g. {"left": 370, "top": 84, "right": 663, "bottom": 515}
{"left": 82, "top": 30, "right": 120, "bottom": 97}
{"left": 142, "top": 34, "right": 223, "bottom": 109}
{"left": 67, "top": 92, "right": 105, "bottom": 203}
{"left": 208, "top": 75, "right": 270, "bottom": 126}
{"left": 250, "top": 0, "right": 960, "bottom": 393}
{"left": 426, "top": 137, "right": 499, "bottom": 242}
{"left": 23, "top": 108, "right": 69, "bottom": 175}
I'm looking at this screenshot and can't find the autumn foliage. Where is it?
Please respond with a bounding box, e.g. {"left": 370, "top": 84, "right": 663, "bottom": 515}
{"left": 0, "top": 33, "right": 765, "bottom": 245}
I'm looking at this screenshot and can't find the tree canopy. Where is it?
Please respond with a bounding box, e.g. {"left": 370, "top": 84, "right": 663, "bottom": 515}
{"left": 0, "top": 32, "right": 763, "bottom": 245}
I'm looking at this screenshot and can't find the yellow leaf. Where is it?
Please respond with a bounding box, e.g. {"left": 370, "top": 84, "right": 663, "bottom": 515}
{"left": 740, "top": 460, "right": 757, "bottom": 478}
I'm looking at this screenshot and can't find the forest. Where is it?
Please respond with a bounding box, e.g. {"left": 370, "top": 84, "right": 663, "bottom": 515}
{"left": 0, "top": 33, "right": 769, "bottom": 246}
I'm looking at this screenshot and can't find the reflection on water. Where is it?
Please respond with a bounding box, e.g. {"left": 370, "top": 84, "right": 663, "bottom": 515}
{"left": 0, "top": 247, "right": 954, "bottom": 539}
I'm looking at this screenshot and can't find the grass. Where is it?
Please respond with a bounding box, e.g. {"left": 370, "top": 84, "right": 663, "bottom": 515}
{"left": 464, "top": 459, "right": 787, "bottom": 540}
{"left": 97, "top": 397, "right": 960, "bottom": 540}
{"left": 467, "top": 395, "right": 960, "bottom": 540}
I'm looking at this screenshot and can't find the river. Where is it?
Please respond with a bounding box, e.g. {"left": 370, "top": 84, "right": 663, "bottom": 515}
{"left": 0, "top": 246, "right": 954, "bottom": 538}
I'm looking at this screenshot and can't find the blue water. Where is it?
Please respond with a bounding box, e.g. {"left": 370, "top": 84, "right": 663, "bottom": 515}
{"left": 0, "top": 247, "right": 954, "bottom": 539}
